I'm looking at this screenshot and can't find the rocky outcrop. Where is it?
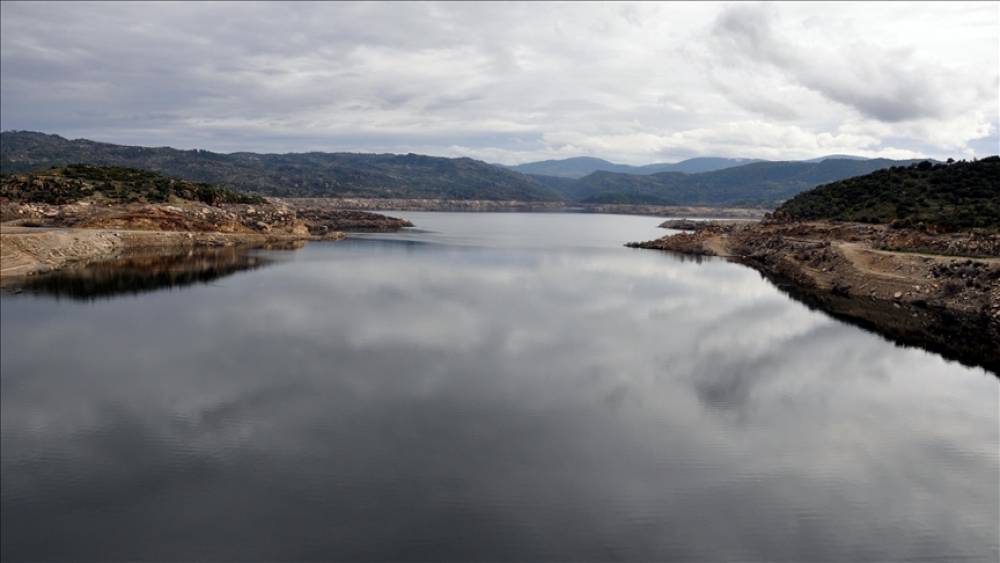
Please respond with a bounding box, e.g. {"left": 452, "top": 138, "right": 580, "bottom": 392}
{"left": 285, "top": 200, "right": 413, "bottom": 235}
{"left": 287, "top": 197, "right": 568, "bottom": 213}
{"left": 583, "top": 204, "right": 767, "bottom": 219}
{"left": 628, "top": 220, "right": 1000, "bottom": 373}
{"left": 285, "top": 197, "right": 769, "bottom": 218}
{"left": 657, "top": 218, "right": 758, "bottom": 231}
{"left": 0, "top": 226, "right": 327, "bottom": 280}
{"left": 2, "top": 198, "right": 309, "bottom": 236}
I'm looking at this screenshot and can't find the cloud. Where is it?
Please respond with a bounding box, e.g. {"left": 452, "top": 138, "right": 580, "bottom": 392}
{"left": 0, "top": 1, "right": 996, "bottom": 163}
{"left": 712, "top": 4, "right": 946, "bottom": 122}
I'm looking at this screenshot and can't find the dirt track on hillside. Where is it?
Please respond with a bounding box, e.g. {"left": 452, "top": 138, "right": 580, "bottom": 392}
{"left": 629, "top": 221, "right": 1000, "bottom": 373}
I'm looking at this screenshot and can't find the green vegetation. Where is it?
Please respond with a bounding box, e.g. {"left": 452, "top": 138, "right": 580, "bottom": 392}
{"left": 0, "top": 131, "right": 938, "bottom": 206}
{"left": 529, "top": 159, "right": 928, "bottom": 206}
{"left": 776, "top": 157, "right": 1000, "bottom": 232}
{"left": 0, "top": 164, "right": 265, "bottom": 205}
{"left": 510, "top": 156, "right": 760, "bottom": 178}
{"left": 1, "top": 131, "right": 560, "bottom": 201}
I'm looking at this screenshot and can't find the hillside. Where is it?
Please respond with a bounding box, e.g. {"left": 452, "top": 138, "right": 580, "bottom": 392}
{"left": 564, "top": 158, "right": 926, "bottom": 206}
{"left": 776, "top": 157, "right": 1000, "bottom": 232}
{"left": 804, "top": 154, "right": 870, "bottom": 163}
{"left": 508, "top": 156, "right": 758, "bottom": 178}
{"left": 1, "top": 164, "right": 264, "bottom": 205}
{"left": 1, "top": 131, "right": 938, "bottom": 207}
{"left": 1, "top": 131, "right": 560, "bottom": 201}
{"left": 507, "top": 157, "right": 634, "bottom": 178}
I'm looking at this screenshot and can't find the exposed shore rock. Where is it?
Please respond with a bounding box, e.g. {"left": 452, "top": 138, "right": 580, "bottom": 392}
{"left": 629, "top": 221, "right": 1000, "bottom": 373}
{"left": 285, "top": 200, "right": 413, "bottom": 235}
{"left": 658, "top": 218, "right": 757, "bottom": 231}
{"left": 1, "top": 194, "right": 419, "bottom": 279}
{"left": 286, "top": 197, "right": 567, "bottom": 213}
{"left": 288, "top": 197, "right": 768, "bottom": 219}
{"left": 2, "top": 198, "right": 309, "bottom": 236}
{"left": 1, "top": 197, "right": 321, "bottom": 280}
{"left": 0, "top": 226, "right": 325, "bottom": 280}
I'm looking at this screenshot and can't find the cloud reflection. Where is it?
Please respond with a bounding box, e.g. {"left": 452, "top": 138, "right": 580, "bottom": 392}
{"left": 1, "top": 212, "right": 996, "bottom": 561}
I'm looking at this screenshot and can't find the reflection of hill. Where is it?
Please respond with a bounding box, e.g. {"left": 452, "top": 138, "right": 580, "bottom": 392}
{"left": 19, "top": 246, "right": 289, "bottom": 300}
{"left": 758, "top": 268, "right": 999, "bottom": 376}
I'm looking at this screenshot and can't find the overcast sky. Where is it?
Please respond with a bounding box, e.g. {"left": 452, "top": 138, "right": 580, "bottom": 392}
{"left": 1, "top": 1, "right": 997, "bottom": 164}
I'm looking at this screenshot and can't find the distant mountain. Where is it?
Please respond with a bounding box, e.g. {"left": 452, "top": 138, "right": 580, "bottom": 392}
{"left": 803, "top": 154, "right": 871, "bottom": 163}
{"left": 0, "top": 131, "right": 561, "bottom": 201}
{"left": 507, "top": 156, "right": 760, "bottom": 178}
{"left": 638, "top": 157, "right": 763, "bottom": 175}
{"left": 0, "top": 131, "right": 939, "bottom": 207}
{"left": 506, "top": 157, "right": 636, "bottom": 178}
{"left": 560, "top": 158, "right": 931, "bottom": 206}
{"left": 777, "top": 157, "right": 1000, "bottom": 231}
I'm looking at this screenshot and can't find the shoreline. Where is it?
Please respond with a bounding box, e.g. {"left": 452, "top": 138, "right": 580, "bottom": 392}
{"left": 628, "top": 221, "right": 1000, "bottom": 373}
{"left": 285, "top": 197, "right": 769, "bottom": 219}
{"left": 0, "top": 226, "right": 332, "bottom": 281}
{"left": 0, "top": 194, "right": 412, "bottom": 281}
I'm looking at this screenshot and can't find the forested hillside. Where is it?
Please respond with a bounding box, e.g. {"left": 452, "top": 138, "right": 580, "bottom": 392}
{"left": 507, "top": 156, "right": 758, "bottom": 178}
{"left": 775, "top": 157, "right": 1000, "bottom": 231}
{"left": 538, "top": 158, "right": 926, "bottom": 206}
{"left": 1, "top": 164, "right": 264, "bottom": 205}
{"left": 1, "top": 131, "right": 933, "bottom": 206}
{"left": 1, "top": 131, "right": 560, "bottom": 201}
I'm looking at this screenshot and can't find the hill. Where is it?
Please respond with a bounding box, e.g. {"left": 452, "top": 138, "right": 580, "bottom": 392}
{"left": 804, "top": 154, "right": 870, "bottom": 163}
{"left": 1, "top": 164, "right": 264, "bottom": 205}
{"left": 637, "top": 157, "right": 763, "bottom": 174}
{"left": 0, "top": 131, "right": 937, "bottom": 207}
{"left": 507, "top": 156, "right": 759, "bottom": 178}
{"left": 775, "top": 157, "right": 1000, "bottom": 232}
{"left": 0, "top": 131, "right": 560, "bottom": 201}
{"left": 562, "top": 158, "right": 927, "bottom": 206}
{"left": 507, "top": 157, "right": 634, "bottom": 178}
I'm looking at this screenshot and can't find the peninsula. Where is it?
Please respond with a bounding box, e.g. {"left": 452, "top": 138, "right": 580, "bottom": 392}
{"left": 0, "top": 165, "right": 411, "bottom": 278}
{"left": 629, "top": 157, "right": 1000, "bottom": 372}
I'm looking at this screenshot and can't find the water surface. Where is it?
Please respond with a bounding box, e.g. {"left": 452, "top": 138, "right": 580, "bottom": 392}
{"left": 2, "top": 212, "right": 997, "bottom": 562}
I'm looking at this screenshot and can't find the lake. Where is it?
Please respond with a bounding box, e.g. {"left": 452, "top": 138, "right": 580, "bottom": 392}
{"left": 2, "top": 211, "right": 997, "bottom": 562}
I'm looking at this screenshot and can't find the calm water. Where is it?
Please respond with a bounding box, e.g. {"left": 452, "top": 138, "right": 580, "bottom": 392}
{"left": 2, "top": 212, "right": 997, "bottom": 562}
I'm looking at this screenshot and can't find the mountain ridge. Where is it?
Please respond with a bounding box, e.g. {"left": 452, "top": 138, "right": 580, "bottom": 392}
{"left": 506, "top": 156, "right": 762, "bottom": 178}
{"left": 0, "top": 131, "right": 939, "bottom": 206}
{"left": 1, "top": 131, "right": 562, "bottom": 201}
{"left": 530, "top": 158, "right": 931, "bottom": 206}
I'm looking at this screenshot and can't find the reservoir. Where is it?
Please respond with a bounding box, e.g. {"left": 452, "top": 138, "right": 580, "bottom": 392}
{"left": 2, "top": 212, "right": 997, "bottom": 561}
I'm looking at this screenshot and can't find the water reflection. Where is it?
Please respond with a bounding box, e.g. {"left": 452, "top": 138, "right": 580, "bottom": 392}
{"left": 1, "top": 212, "right": 997, "bottom": 562}
{"left": 752, "top": 267, "right": 1000, "bottom": 375}
{"left": 11, "top": 244, "right": 300, "bottom": 300}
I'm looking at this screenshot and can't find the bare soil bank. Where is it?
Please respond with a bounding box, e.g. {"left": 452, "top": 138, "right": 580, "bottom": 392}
{"left": 288, "top": 197, "right": 768, "bottom": 219}
{"left": 629, "top": 221, "right": 1000, "bottom": 373}
{"left": 0, "top": 226, "right": 323, "bottom": 280}
{"left": 0, "top": 197, "right": 413, "bottom": 279}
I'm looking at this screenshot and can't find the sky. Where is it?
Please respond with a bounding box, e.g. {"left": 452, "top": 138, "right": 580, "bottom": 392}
{"left": 1, "top": 1, "right": 997, "bottom": 164}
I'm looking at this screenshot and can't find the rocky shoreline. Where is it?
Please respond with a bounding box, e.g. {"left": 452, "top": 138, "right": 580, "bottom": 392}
{"left": 0, "top": 226, "right": 322, "bottom": 281}
{"left": 629, "top": 220, "right": 1000, "bottom": 373}
{"left": 290, "top": 197, "right": 768, "bottom": 218}
{"left": 284, "top": 199, "right": 413, "bottom": 235}
{"left": 1, "top": 197, "right": 413, "bottom": 280}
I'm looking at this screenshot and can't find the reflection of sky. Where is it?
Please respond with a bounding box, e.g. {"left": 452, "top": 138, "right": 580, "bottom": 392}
{"left": 2, "top": 212, "right": 997, "bottom": 562}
